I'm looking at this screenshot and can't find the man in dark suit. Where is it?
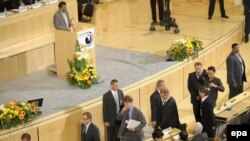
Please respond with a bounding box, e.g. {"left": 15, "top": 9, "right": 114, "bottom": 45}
{"left": 188, "top": 62, "right": 207, "bottom": 122}
{"left": 243, "top": 0, "right": 250, "bottom": 42}
{"left": 208, "top": 0, "right": 229, "bottom": 20}
{"left": 204, "top": 66, "right": 225, "bottom": 107}
{"left": 53, "top": 1, "right": 73, "bottom": 31}
{"left": 158, "top": 87, "right": 181, "bottom": 130}
{"left": 226, "top": 43, "right": 247, "bottom": 99}
{"left": 81, "top": 112, "right": 100, "bottom": 141}
{"left": 103, "top": 79, "right": 124, "bottom": 141}
{"left": 199, "top": 86, "right": 216, "bottom": 139}
{"left": 150, "top": 80, "right": 165, "bottom": 128}
{"left": 150, "top": 0, "right": 164, "bottom": 24}
{"left": 117, "top": 95, "right": 146, "bottom": 141}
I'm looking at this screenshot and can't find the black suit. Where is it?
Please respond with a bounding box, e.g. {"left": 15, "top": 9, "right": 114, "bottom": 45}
{"left": 243, "top": 0, "right": 250, "bottom": 40}
{"left": 200, "top": 96, "right": 216, "bottom": 138}
{"left": 188, "top": 70, "right": 207, "bottom": 122}
{"left": 208, "top": 0, "right": 226, "bottom": 18}
{"left": 150, "top": 90, "right": 162, "bottom": 127}
{"left": 81, "top": 123, "right": 100, "bottom": 141}
{"left": 226, "top": 52, "right": 247, "bottom": 99}
{"left": 159, "top": 96, "right": 180, "bottom": 130}
{"left": 150, "top": 0, "right": 164, "bottom": 22}
{"left": 103, "top": 89, "right": 124, "bottom": 141}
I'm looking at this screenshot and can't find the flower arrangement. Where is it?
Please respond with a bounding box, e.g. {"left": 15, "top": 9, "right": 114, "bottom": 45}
{"left": 0, "top": 100, "right": 42, "bottom": 130}
{"left": 167, "top": 37, "right": 203, "bottom": 61}
{"left": 66, "top": 42, "right": 99, "bottom": 89}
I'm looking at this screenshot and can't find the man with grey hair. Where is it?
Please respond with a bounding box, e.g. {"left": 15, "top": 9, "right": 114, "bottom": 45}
{"left": 150, "top": 80, "right": 165, "bottom": 128}
{"left": 191, "top": 122, "right": 208, "bottom": 141}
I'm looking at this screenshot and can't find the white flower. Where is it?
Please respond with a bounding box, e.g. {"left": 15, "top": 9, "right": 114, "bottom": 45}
{"left": 179, "top": 39, "right": 186, "bottom": 44}
{"left": 21, "top": 102, "right": 26, "bottom": 106}
{"left": 0, "top": 104, "right": 4, "bottom": 110}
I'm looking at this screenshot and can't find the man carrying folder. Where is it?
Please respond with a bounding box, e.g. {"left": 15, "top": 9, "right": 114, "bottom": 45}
{"left": 116, "top": 95, "right": 146, "bottom": 141}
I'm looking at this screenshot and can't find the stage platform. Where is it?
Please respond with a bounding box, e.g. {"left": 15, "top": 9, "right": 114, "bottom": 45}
{"left": 0, "top": 0, "right": 249, "bottom": 141}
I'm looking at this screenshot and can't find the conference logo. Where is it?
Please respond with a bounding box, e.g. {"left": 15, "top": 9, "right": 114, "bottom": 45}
{"left": 227, "top": 125, "right": 249, "bottom": 141}
{"left": 77, "top": 28, "right": 95, "bottom": 49}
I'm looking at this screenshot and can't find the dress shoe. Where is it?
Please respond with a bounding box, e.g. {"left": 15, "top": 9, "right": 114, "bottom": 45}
{"left": 208, "top": 16, "right": 212, "bottom": 20}
{"left": 221, "top": 15, "right": 229, "bottom": 19}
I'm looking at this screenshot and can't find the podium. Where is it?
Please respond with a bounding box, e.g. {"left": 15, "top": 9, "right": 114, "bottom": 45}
{"left": 54, "top": 23, "right": 96, "bottom": 78}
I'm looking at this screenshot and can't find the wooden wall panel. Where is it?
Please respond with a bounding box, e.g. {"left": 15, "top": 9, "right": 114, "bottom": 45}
{"left": 0, "top": 56, "right": 18, "bottom": 82}
{"left": 18, "top": 44, "right": 55, "bottom": 76}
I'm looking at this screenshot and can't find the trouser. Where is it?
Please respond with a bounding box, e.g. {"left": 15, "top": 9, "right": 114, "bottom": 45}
{"left": 208, "top": 0, "right": 226, "bottom": 17}
{"left": 106, "top": 125, "right": 120, "bottom": 141}
{"left": 121, "top": 131, "right": 142, "bottom": 141}
{"left": 0, "top": 1, "right": 12, "bottom": 12}
{"left": 228, "top": 83, "right": 243, "bottom": 99}
{"left": 203, "top": 127, "right": 216, "bottom": 138}
{"left": 245, "top": 13, "right": 250, "bottom": 37}
{"left": 150, "top": 0, "right": 164, "bottom": 22}
{"left": 192, "top": 101, "right": 201, "bottom": 122}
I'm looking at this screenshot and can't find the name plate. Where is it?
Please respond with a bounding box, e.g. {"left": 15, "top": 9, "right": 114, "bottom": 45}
{"left": 19, "top": 6, "right": 28, "bottom": 13}
{"left": 32, "top": 3, "right": 42, "bottom": 9}
{"left": 48, "top": 0, "right": 58, "bottom": 4}
{"left": 0, "top": 12, "right": 6, "bottom": 18}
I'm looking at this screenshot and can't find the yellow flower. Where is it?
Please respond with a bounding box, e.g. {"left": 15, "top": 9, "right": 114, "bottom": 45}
{"left": 75, "top": 74, "right": 84, "bottom": 81}
{"left": 14, "top": 110, "right": 19, "bottom": 116}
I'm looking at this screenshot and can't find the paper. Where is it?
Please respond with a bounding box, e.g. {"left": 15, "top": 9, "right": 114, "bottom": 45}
{"left": 143, "top": 124, "right": 154, "bottom": 134}
{"left": 162, "top": 127, "right": 172, "bottom": 135}
{"left": 126, "top": 119, "right": 141, "bottom": 129}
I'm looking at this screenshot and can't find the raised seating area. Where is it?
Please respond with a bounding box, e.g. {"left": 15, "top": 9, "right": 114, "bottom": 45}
{"left": 0, "top": 0, "right": 249, "bottom": 141}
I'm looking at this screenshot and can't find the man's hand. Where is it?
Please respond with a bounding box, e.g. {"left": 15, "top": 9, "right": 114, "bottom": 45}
{"left": 151, "top": 121, "right": 157, "bottom": 127}
{"left": 209, "top": 83, "right": 217, "bottom": 88}
{"left": 104, "top": 122, "right": 110, "bottom": 127}
{"left": 232, "top": 83, "right": 238, "bottom": 88}
{"left": 157, "top": 126, "right": 161, "bottom": 130}
{"left": 212, "top": 126, "right": 215, "bottom": 130}
{"left": 129, "top": 128, "right": 135, "bottom": 131}
{"left": 196, "top": 95, "right": 201, "bottom": 101}
{"left": 121, "top": 107, "right": 128, "bottom": 113}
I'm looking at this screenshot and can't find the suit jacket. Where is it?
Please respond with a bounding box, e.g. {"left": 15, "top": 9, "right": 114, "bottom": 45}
{"left": 160, "top": 96, "right": 180, "bottom": 130}
{"left": 81, "top": 123, "right": 100, "bottom": 141}
{"left": 53, "top": 10, "right": 72, "bottom": 31}
{"left": 243, "top": 0, "right": 250, "bottom": 15}
{"left": 188, "top": 70, "right": 207, "bottom": 104}
{"left": 191, "top": 132, "right": 208, "bottom": 141}
{"left": 226, "top": 52, "right": 247, "bottom": 86}
{"left": 200, "top": 96, "right": 215, "bottom": 131}
{"left": 150, "top": 90, "right": 162, "bottom": 126}
{"left": 204, "top": 77, "right": 225, "bottom": 103}
{"left": 116, "top": 106, "right": 146, "bottom": 140}
{"left": 103, "top": 89, "right": 124, "bottom": 126}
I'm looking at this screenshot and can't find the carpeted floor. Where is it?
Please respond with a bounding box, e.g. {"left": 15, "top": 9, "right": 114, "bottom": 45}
{"left": 0, "top": 46, "right": 176, "bottom": 117}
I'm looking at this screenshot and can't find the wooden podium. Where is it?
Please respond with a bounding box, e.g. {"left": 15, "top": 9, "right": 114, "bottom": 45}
{"left": 54, "top": 23, "right": 96, "bottom": 78}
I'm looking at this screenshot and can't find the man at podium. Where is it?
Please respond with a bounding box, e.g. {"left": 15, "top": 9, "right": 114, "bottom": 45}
{"left": 53, "top": 1, "right": 73, "bottom": 31}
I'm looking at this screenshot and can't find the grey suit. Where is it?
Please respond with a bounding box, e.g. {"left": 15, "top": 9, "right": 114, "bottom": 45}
{"left": 226, "top": 52, "right": 247, "bottom": 99}
{"left": 53, "top": 11, "right": 72, "bottom": 31}
{"left": 117, "top": 106, "right": 146, "bottom": 141}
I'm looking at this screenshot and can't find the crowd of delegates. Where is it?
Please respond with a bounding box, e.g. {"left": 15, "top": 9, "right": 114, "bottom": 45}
{"left": 79, "top": 43, "right": 247, "bottom": 141}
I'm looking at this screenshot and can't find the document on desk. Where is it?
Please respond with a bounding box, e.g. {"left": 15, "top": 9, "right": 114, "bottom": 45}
{"left": 126, "top": 119, "right": 141, "bottom": 129}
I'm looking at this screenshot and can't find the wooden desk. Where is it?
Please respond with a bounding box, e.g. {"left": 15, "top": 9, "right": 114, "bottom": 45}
{"left": 215, "top": 91, "right": 250, "bottom": 122}
{"left": 0, "top": 0, "right": 78, "bottom": 82}
{"left": 144, "top": 128, "right": 181, "bottom": 141}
